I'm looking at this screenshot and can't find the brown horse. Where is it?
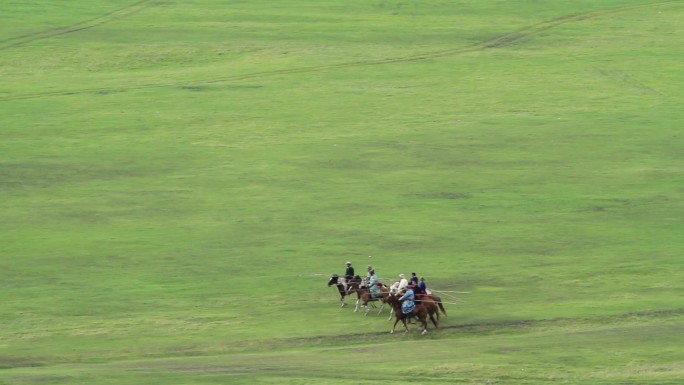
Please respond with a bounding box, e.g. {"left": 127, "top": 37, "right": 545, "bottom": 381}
{"left": 386, "top": 292, "right": 444, "bottom": 322}
{"left": 350, "top": 284, "right": 390, "bottom": 315}
{"left": 418, "top": 298, "right": 441, "bottom": 326}
{"left": 426, "top": 293, "right": 448, "bottom": 317}
{"left": 417, "top": 293, "right": 447, "bottom": 317}
{"left": 386, "top": 294, "right": 438, "bottom": 334}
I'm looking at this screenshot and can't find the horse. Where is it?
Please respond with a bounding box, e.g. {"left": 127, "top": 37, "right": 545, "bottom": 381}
{"left": 346, "top": 275, "right": 363, "bottom": 295}
{"left": 350, "top": 284, "right": 390, "bottom": 315}
{"left": 386, "top": 293, "right": 438, "bottom": 334}
{"left": 425, "top": 293, "right": 448, "bottom": 317}
{"left": 417, "top": 297, "right": 441, "bottom": 326}
{"left": 328, "top": 274, "right": 365, "bottom": 307}
{"left": 327, "top": 274, "right": 349, "bottom": 307}
{"left": 385, "top": 291, "right": 445, "bottom": 321}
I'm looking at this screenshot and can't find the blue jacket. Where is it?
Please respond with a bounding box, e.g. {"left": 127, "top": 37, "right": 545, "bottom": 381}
{"left": 399, "top": 289, "right": 415, "bottom": 314}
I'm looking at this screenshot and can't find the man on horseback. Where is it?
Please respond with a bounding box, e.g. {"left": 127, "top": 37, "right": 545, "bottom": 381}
{"left": 344, "top": 261, "right": 354, "bottom": 282}
{"left": 398, "top": 285, "right": 416, "bottom": 315}
{"left": 410, "top": 272, "right": 419, "bottom": 286}
{"left": 413, "top": 279, "right": 427, "bottom": 302}
{"left": 365, "top": 265, "right": 373, "bottom": 285}
{"left": 368, "top": 269, "right": 381, "bottom": 298}
{"left": 419, "top": 276, "right": 431, "bottom": 295}
{"left": 389, "top": 280, "right": 401, "bottom": 294}
{"left": 397, "top": 274, "right": 409, "bottom": 292}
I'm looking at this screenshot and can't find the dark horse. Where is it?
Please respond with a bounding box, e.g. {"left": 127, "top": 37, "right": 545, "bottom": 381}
{"left": 327, "top": 274, "right": 362, "bottom": 307}
{"left": 386, "top": 293, "right": 438, "bottom": 334}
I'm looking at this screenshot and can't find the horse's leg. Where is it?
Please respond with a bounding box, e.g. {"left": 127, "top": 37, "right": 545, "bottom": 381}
{"left": 430, "top": 313, "right": 439, "bottom": 329}
{"left": 390, "top": 316, "right": 402, "bottom": 334}
{"left": 377, "top": 301, "right": 385, "bottom": 315}
{"left": 402, "top": 316, "right": 410, "bottom": 333}
{"left": 338, "top": 286, "right": 347, "bottom": 307}
{"left": 345, "top": 283, "right": 354, "bottom": 296}
{"left": 431, "top": 295, "right": 447, "bottom": 317}
{"left": 427, "top": 305, "right": 439, "bottom": 329}
{"left": 388, "top": 306, "right": 394, "bottom": 321}
{"left": 427, "top": 301, "right": 439, "bottom": 322}
{"left": 364, "top": 299, "right": 371, "bottom": 316}
{"left": 419, "top": 312, "right": 428, "bottom": 334}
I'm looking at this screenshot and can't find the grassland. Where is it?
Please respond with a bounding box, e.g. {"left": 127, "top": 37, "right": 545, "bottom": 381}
{"left": 1, "top": 0, "right": 683, "bottom": 384}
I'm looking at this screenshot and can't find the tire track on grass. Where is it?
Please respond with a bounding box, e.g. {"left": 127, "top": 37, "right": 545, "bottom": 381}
{"left": 0, "top": 0, "right": 161, "bottom": 51}
{"left": 0, "top": 0, "right": 678, "bottom": 102}
{"left": 271, "top": 307, "right": 684, "bottom": 348}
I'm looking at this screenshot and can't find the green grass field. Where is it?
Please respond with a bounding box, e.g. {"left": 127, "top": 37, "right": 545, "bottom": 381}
{"left": 1, "top": 0, "right": 683, "bottom": 383}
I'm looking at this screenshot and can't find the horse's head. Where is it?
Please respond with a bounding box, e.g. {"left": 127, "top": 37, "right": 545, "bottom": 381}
{"left": 328, "top": 274, "right": 339, "bottom": 287}
{"left": 386, "top": 292, "right": 401, "bottom": 305}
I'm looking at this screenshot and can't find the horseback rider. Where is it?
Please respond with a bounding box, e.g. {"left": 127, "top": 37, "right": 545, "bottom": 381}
{"left": 410, "top": 272, "right": 419, "bottom": 286}
{"left": 365, "top": 265, "right": 374, "bottom": 285}
{"left": 419, "top": 276, "right": 432, "bottom": 295}
{"left": 368, "top": 269, "right": 381, "bottom": 298}
{"left": 413, "top": 279, "right": 427, "bottom": 301}
{"left": 398, "top": 285, "right": 416, "bottom": 315}
{"left": 397, "top": 274, "right": 409, "bottom": 292}
{"left": 344, "top": 261, "right": 354, "bottom": 282}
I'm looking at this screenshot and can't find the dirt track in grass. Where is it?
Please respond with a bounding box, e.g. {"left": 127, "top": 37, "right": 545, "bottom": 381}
{"left": 0, "top": 0, "right": 161, "bottom": 51}
{"left": 0, "top": 0, "right": 677, "bottom": 102}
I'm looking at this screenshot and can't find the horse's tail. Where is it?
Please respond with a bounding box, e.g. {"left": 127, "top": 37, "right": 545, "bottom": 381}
{"left": 438, "top": 302, "right": 447, "bottom": 317}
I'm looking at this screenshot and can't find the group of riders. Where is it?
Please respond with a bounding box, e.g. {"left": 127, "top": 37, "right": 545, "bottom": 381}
{"left": 344, "top": 261, "right": 431, "bottom": 316}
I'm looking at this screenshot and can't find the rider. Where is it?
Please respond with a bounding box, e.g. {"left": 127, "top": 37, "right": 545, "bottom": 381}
{"left": 397, "top": 274, "right": 409, "bottom": 292}
{"left": 365, "top": 265, "right": 374, "bottom": 285}
{"left": 398, "top": 285, "right": 416, "bottom": 315}
{"left": 344, "top": 261, "right": 355, "bottom": 282}
{"left": 413, "top": 279, "right": 427, "bottom": 301}
{"left": 368, "top": 269, "right": 381, "bottom": 298}
{"left": 410, "top": 272, "right": 419, "bottom": 286}
{"left": 419, "top": 276, "right": 431, "bottom": 295}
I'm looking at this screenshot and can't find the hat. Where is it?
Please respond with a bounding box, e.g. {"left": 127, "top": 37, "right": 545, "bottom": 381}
{"left": 420, "top": 277, "right": 425, "bottom": 281}
{"left": 345, "top": 261, "right": 351, "bottom": 265}
{"left": 399, "top": 273, "right": 406, "bottom": 278}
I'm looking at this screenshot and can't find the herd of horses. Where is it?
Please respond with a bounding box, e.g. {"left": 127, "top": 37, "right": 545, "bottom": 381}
{"left": 327, "top": 274, "right": 448, "bottom": 335}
